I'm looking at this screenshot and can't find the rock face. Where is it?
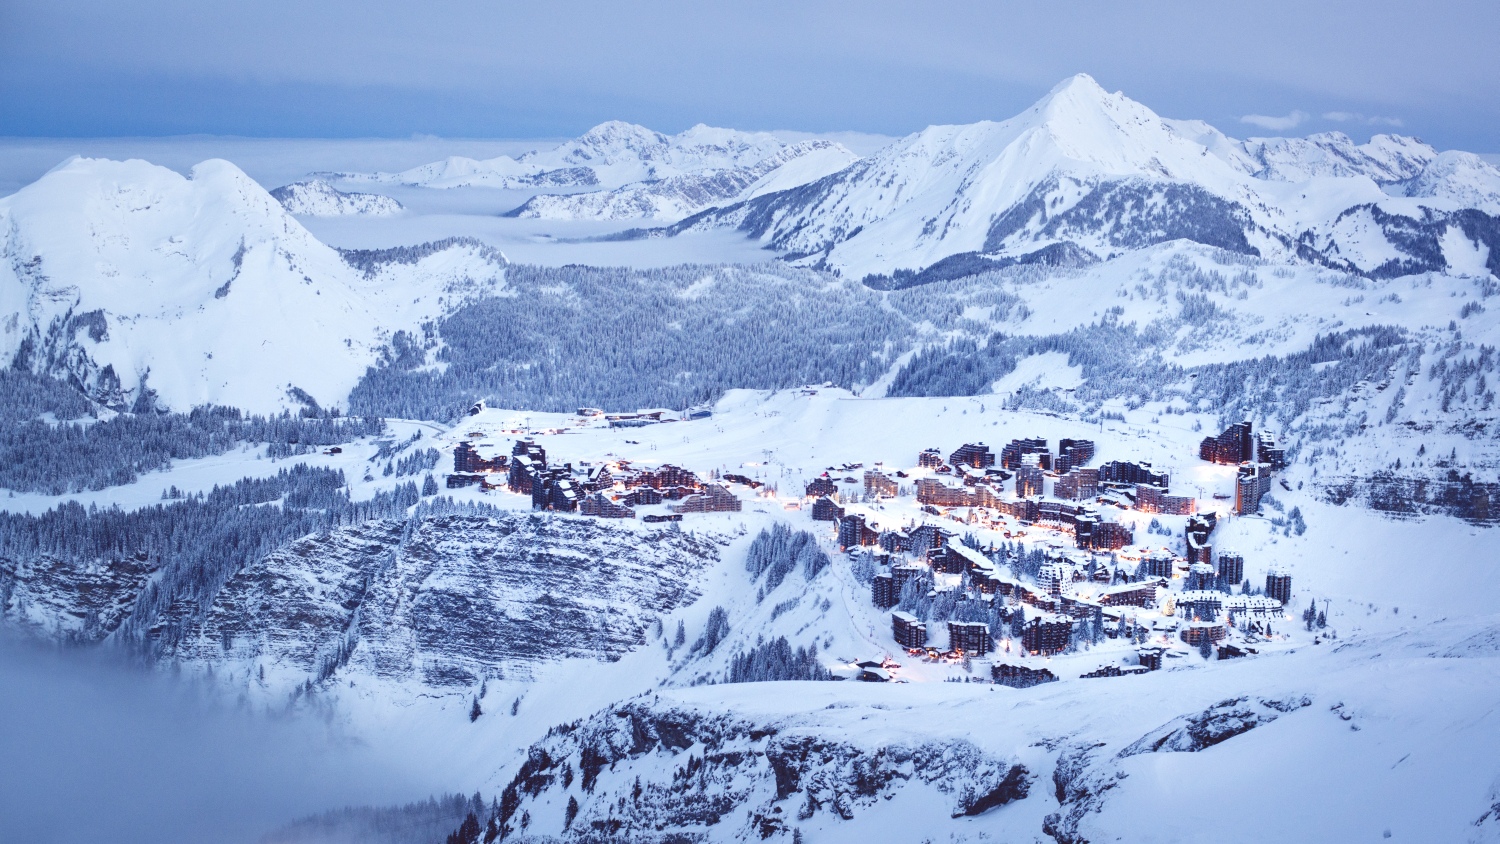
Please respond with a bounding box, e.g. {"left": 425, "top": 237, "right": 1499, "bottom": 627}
{"left": 1118, "top": 695, "right": 1313, "bottom": 757}
{"left": 3, "top": 512, "right": 720, "bottom": 691}
{"left": 477, "top": 697, "right": 1033, "bottom": 842}
{"left": 167, "top": 513, "right": 720, "bottom": 689}
{"left": 0, "top": 549, "right": 158, "bottom": 644}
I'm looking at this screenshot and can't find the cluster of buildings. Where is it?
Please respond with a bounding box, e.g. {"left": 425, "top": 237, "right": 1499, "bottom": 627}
{"left": 446, "top": 438, "right": 743, "bottom": 519}
{"left": 1198, "top": 421, "right": 1287, "bottom": 515}
{"left": 835, "top": 435, "right": 1299, "bottom": 683}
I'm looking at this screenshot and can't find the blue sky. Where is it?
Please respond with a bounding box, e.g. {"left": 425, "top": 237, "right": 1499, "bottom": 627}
{"left": 3, "top": 1, "right": 1497, "bottom": 149}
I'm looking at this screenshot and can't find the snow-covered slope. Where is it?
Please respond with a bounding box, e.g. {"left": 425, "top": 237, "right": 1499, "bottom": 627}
{"left": 1239, "top": 132, "right": 1436, "bottom": 183}
{"left": 648, "top": 75, "right": 1500, "bottom": 281}
{"left": 270, "top": 179, "right": 403, "bottom": 217}
{"left": 356, "top": 122, "right": 852, "bottom": 194}
{"left": 0, "top": 157, "right": 504, "bottom": 413}
{"left": 1394, "top": 150, "right": 1500, "bottom": 213}
{"left": 505, "top": 140, "right": 857, "bottom": 222}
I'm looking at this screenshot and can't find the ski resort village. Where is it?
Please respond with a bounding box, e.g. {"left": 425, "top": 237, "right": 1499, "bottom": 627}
{"left": 2, "top": 50, "right": 1500, "bottom": 844}
{"left": 441, "top": 398, "right": 1306, "bottom": 688}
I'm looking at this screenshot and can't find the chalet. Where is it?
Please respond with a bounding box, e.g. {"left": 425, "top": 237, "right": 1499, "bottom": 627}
{"left": 1181, "top": 621, "right": 1227, "bottom": 646}
{"left": 1022, "top": 614, "right": 1072, "bottom": 656}
{"left": 579, "top": 493, "right": 634, "bottom": 519}
{"left": 805, "top": 476, "right": 840, "bottom": 499}
{"left": 446, "top": 473, "right": 485, "bottom": 489}
{"left": 508, "top": 454, "right": 542, "bottom": 495}
{"left": 1055, "top": 439, "right": 1096, "bottom": 473}
{"left": 1054, "top": 468, "right": 1100, "bottom": 501}
{"left": 1136, "top": 647, "right": 1165, "bottom": 670}
{"left": 909, "top": 524, "right": 953, "bottom": 555}
{"left": 928, "top": 545, "right": 970, "bottom": 574}
{"left": 947, "top": 621, "right": 992, "bottom": 656}
{"left": 1185, "top": 513, "right": 1217, "bottom": 565}
{"left": 454, "top": 441, "right": 506, "bottom": 474}
{"left": 1099, "top": 460, "right": 1169, "bottom": 488}
{"left": 837, "top": 513, "right": 880, "bottom": 550}
{"left": 672, "top": 484, "right": 742, "bottom": 514}
{"left": 622, "top": 487, "right": 663, "bottom": 507}
{"left": 1216, "top": 553, "right": 1245, "bottom": 586}
{"left": 512, "top": 439, "right": 547, "bottom": 466}
{"left": 607, "top": 415, "right": 658, "bottom": 428}
{"left": 1256, "top": 430, "right": 1287, "bottom": 470}
{"left": 1135, "top": 483, "right": 1196, "bottom": 515}
{"left": 882, "top": 523, "right": 954, "bottom": 556}
{"left": 637, "top": 464, "right": 703, "bottom": 492}
{"left": 891, "top": 563, "right": 927, "bottom": 595}
{"left": 1266, "top": 570, "right": 1293, "bottom": 605}
{"left": 916, "top": 477, "right": 976, "bottom": 508}
{"left": 863, "top": 470, "right": 899, "bottom": 498}
{"left": 1140, "top": 549, "right": 1176, "bottom": 579}
{"left": 1014, "top": 467, "right": 1044, "bottom": 498}
{"left": 1199, "top": 421, "right": 1254, "bottom": 465}
{"left": 1217, "top": 644, "right": 1256, "bottom": 660}
{"left": 532, "top": 467, "right": 581, "bottom": 512}
{"left": 992, "top": 663, "right": 1058, "bottom": 688}
{"left": 583, "top": 465, "right": 614, "bottom": 493}
{"left": 996, "top": 498, "right": 1039, "bottom": 523}
{"left": 1089, "top": 521, "right": 1134, "bottom": 551}
{"left": 893, "top": 611, "right": 928, "bottom": 649}
{"left": 642, "top": 513, "right": 683, "bottom": 523}
{"left": 1061, "top": 596, "right": 1104, "bottom": 621}
{"left": 1224, "top": 594, "right": 1283, "bottom": 622}
{"left": 1000, "top": 438, "right": 1050, "bottom": 470}
{"left": 810, "top": 496, "right": 844, "bottom": 522}
{"left": 1037, "top": 564, "right": 1068, "bottom": 597}
{"left": 1080, "top": 664, "right": 1150, "bottom": 679}
{"left": 1099, "top": 579, "right": 1163, "bottom": 609}
{"left": 1177, "top": 589, "right": 1225, "bottom": 621}
{"left": 949, "top": 442, "right": 997, "bottom": 469}
{"left": 1235, "top": 463, "right": 1272, "bottom": 514}
{"left": 1185, "top": 562, "right": 1217, "bottom": 591}
{"left": 872, "top": 571, "right": 898, "bottom": 609}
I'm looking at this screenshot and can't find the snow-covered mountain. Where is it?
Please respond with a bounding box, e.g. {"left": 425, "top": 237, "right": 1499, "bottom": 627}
{"left": 343, "top": 122, "right": 859, "bottom": 221}
{"left": 270, "top": 179, "right": 403, "bottom": 217}
{"left": 649, "top": 74, "right": 1500, "bottom": 282}
{"left": 504, "top": 140, "right": 857, "bottom": 222}
{"left": 0, "top": 157, "right": 504, "bottom": 413}
{"left": 1237, "top": 131, "right": 1436, "bottom": 183}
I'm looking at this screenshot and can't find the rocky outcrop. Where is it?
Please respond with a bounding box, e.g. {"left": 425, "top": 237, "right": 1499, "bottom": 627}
{"left": 1119, "top": 695, "right": 1312, "bottom": 757}
{"left": 163, "top": 513, "right": 720, "bottom": 689}
{"left": 476, "top": 698, "right": 1032, "bottom": 842}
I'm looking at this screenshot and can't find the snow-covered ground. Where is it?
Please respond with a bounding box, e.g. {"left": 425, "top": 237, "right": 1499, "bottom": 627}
{"left": 195, "top": 388, "right": 1498, "bottom": 842}
{"left": 0, "top": 80, "right": 1497, "bottom": 843}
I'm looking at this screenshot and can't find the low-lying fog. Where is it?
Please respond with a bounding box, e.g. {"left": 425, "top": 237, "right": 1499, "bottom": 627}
{"left": 0, "top": 638, "right": 426, "bottom": 844}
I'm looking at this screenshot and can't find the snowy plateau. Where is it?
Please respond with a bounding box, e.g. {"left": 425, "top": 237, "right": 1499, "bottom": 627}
{"left": 0, "top": 74, "right": 1497, "bottom": 844}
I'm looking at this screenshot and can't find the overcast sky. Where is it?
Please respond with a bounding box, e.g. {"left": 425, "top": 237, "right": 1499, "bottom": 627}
{"left": 2, "top": 1, "right": 1496, "bottom": 149}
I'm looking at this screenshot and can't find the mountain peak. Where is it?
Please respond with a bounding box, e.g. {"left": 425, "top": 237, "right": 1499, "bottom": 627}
{"left": 1046, "top": 72, "right": 1108, "bottom": 98}
{"left": 1033, "top": 73, "right": 1118, "bottom": 116}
